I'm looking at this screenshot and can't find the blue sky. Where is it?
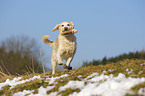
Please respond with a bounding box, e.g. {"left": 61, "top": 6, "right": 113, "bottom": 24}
{"left": 0, "top": 0, "right": 145, "bottom": 69}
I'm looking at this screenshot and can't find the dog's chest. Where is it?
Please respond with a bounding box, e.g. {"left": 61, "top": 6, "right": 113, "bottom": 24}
{"left": 59, "top": 35, "right": 76, "bottom": 56}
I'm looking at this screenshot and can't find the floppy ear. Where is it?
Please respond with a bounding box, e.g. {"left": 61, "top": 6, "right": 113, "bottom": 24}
{"left": 70, "top": 22, "right": 74, "bottom": 29}
{"left": 52, "top": 24, "right": 60, "bottom": 31}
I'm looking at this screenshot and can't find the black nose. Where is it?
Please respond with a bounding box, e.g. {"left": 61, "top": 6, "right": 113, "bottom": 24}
{"left": 64, "top": 27, "right": 68, "bottom": 31}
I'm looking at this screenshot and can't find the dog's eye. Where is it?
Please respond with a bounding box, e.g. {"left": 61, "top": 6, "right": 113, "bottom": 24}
{"left": 67, "top": 24, "right": 70, "bottom": 26}
{"left": 62, "top": 25, "right": 64, "bottom": 27}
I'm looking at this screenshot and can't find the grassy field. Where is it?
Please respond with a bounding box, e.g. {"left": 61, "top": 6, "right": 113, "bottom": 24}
{"left": 0, "top": 59, "right": 145, "bottom": 96}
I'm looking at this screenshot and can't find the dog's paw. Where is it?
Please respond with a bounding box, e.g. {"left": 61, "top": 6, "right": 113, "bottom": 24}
{"left": 58, "top": 63, "right": 63, "bottom": 65}
{"left": 67, "top": 66, "right": 72, "bottom": 70}
{"left": 63, "top": 64, "right": 72, "bottom": 70}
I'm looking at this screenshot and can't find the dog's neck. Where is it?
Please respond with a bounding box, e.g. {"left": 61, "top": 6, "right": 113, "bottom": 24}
{"left": 59, "top": 33, "right": 76, "bottom": 42}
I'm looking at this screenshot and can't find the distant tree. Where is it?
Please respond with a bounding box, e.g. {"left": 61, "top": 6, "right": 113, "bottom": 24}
{"left": 0, "top": 35, "right": 43, "bottom": 75}
{"left": 101, "top": 56, "right": 107, "bottom": 65}
{"left": 4, "top": 35, "right": 39, "bottom": 58}
{"left": 141, "top": 49, "right": 145, "bottom": 59}
{"left": 82, "top": 50, "right": 145, "bottom": 67}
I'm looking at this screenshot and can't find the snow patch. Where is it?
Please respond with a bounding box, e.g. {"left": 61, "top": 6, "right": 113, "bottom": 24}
{"left": 1, "top": 71, "right": 145, "bottom": 96}
{"left": 12, "top": 74, "right": 68, "bottom": 96}
{"left": 13, "top": 85, "right": 55, "bottom": 96}
{"left": 59, "top": 81, "right": 84, "bottom": 91}
{"left": 49, "top": 92, "right": 59, "bottom": 96}
{"left": 69, "top": 73, "right": 145, "bottom": 96}
{"left": 47, "top": 74, "right": 69, "bottom": 84}
{"left": 0, "top": 77, "right": 22, "bottom": 90}
{"left": 140, "top": 63, "right": 145, "bottom": 66}
{"left": 138, "top": 88, "right": 145, "bottom": 95}
{"left": 0, "top": 75, "right": 41, "bottom": 89}
{"left": 139, "top": 71, "right": 143, "bottom": 74}
{"left": 13, "top": 90, "right": 33, "bottom": 96}
{"left": 126, "top": 68, "right": 133, "bottom": 74}
{"left": 84, "top": 73, "right": 99, "bottom": 80}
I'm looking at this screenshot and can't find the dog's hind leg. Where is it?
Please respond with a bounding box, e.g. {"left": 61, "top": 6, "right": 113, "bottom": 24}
{"left": 51, "top": 57, "right": 57, "bottom": 75}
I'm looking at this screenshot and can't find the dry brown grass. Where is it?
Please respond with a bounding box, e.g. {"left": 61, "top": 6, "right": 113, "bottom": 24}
{"left": 0, "top": 59, "right": 145, "bottom": 96}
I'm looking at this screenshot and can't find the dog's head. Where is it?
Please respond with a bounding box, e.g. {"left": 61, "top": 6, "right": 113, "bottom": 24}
{"left": 52, "top": 21, "right": 74, "bottom": 36}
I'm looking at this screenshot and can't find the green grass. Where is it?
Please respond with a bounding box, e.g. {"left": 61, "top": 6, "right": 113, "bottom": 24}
{"left": 0, "top": 59, "right": 145, "bottom": 96}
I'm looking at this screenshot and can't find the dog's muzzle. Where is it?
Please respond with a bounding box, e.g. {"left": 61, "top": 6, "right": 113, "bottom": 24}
{"left": 64, "top": 27, "right": 69, "bottom": 31}
{"left": 61, "top": 27, "right": 71, "bottom": 36}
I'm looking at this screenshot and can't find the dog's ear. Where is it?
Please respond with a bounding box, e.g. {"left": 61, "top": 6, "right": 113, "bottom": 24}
{"left": 52, "top": 24, "right": 60, "bottom": 31}
{"left": 70, "top": 22, "right": 74, "bottom": 29}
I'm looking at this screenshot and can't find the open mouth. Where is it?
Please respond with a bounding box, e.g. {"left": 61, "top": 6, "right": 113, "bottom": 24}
{"left": 63, "top": 33, "right": 70, "bottom": 35}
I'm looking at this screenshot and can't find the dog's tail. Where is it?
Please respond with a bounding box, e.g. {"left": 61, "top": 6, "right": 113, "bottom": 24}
{"left": 42, "top": 35, "right": 53, "bottom": 47}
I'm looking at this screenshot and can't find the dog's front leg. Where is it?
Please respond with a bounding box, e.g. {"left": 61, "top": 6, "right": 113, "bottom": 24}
{"left": 57, "top": 52, "right": 63, "bottom": 65}
{"left": 63, "top": 57, "right": 73, "bottom": 70}
{"left": 66, "top": 57, "right": 73, "bottom": 66}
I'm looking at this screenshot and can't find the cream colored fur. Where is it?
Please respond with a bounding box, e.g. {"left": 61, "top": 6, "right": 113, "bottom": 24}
{"left": 42, "top": 21, "right": 77, "bottom": 75}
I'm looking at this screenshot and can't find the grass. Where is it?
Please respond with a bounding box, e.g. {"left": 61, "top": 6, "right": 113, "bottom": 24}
{"left": 0, "top": 59, "right": 145, "bottom": 96}
{"left": 130, "top": 82, "right": 145, "bottom": 95}
{"left": 0, "top": 72, "right": 15, "bottom": 83}
{"left": 58, "top": 88, "right": 80, "bottom": 96}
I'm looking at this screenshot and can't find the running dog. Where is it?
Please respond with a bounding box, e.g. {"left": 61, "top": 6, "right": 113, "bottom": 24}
{"left": 42, "top": 21, "right": 77, "bottom": 74}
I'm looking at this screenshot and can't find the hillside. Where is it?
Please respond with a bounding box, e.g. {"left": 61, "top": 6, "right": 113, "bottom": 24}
{"left": 0, "top": 59, "right": 145, "bottom": 96}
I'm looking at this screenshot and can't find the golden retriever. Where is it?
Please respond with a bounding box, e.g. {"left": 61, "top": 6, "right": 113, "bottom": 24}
{"left": 42, "top": 21, "right": 77, "bottom": 74}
